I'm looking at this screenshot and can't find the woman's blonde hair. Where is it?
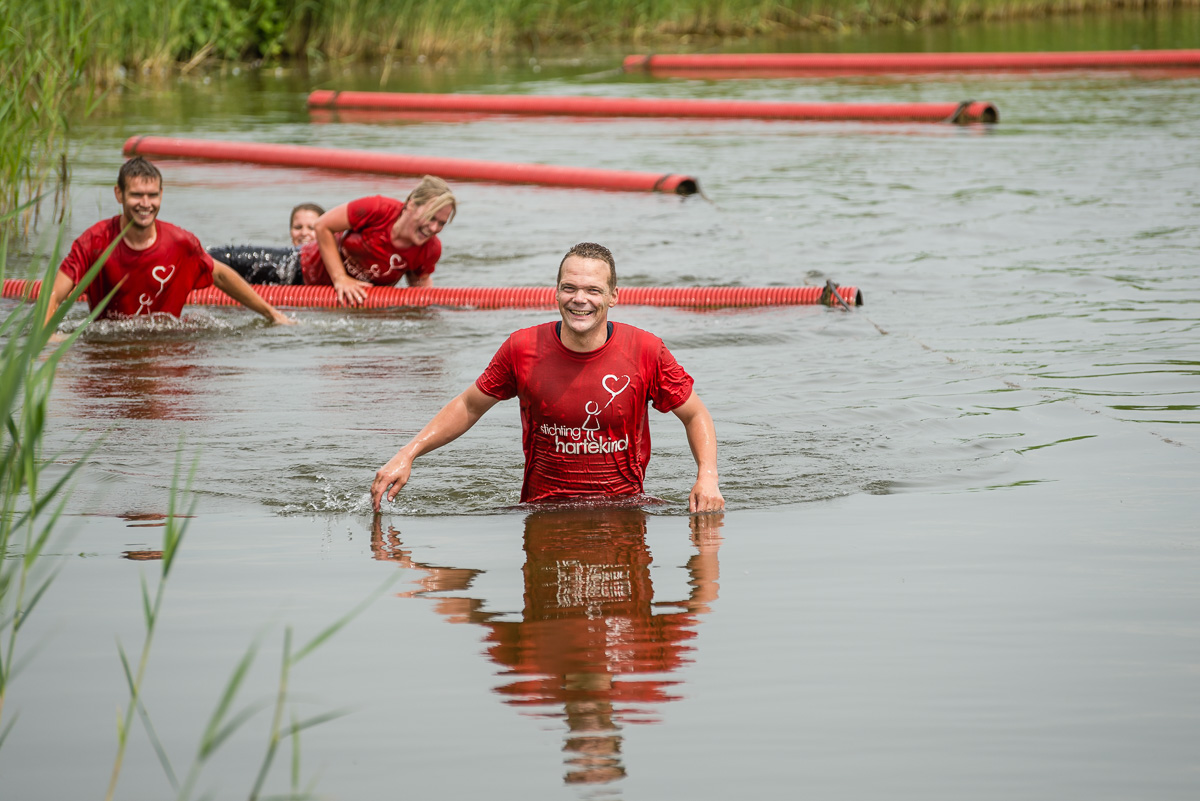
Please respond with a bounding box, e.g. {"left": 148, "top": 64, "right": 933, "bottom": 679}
{"left": 405, "top": 175, "right": 456, "bottom": 223}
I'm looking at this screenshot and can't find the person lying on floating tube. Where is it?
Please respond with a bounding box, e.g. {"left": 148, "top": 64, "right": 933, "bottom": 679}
{"left": 44, "top": 156, "right": 293, "bottom": 326}
{"left": 207, "top": 176, "right": 457, "bottom": 308}
{"left": 207, "top": 202, "right": 324, "bottom": 285}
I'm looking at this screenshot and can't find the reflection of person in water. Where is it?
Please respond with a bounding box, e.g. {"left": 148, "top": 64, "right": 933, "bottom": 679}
{"left": 369, "top": 507, "right": 722, "bottom": 785}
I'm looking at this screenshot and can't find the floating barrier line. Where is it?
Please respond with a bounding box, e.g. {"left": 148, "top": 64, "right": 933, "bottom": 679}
{"left": 122, "top": 136, "right": 699, "bottom": 196}
{"left": 3, "top": 280, "right": 863, "bottom": 309}
{"left": 308, "top": 90, "right": 997, "bottom": 124}
{"left": 623, "top": 49, "right": 1200, "bottom": 74}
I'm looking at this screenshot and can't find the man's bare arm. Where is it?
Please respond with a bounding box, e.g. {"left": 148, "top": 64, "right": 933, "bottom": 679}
{"left": 672, "top": 391, "right": 724, "bottom": 513}
{"left": 42, "top": 271, "right": 77, "bottom": 327}
{"left": 372, "top": 385, "right": 501, "bottom": 510}
{"left": 212, "top": 261, "right": 294, "bottom": 325}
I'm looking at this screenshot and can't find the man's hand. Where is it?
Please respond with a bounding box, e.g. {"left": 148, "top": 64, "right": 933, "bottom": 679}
{"left": 689, "top": 473, "right": 724, "bottom": 513}
{"left": 372, "top": 452, "right": 414, "bottom": 511}
{"left": 673, "top": 392, "right": 724, "bottom": 513}
{"left": 212, "top": 261, "right": 296, "bottom": 325}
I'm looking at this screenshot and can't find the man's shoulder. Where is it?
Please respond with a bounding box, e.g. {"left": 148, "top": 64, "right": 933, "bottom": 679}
{"left": 507, "top": 321, "right": 556, "bottom": 343}
{"left": 613, "top": 322, "right": 666, "bottom": 351}
{"left": 74, "top": 215, "right": 123, "bottom": 246}
{"left": 492, "top": 322, "right": 556, "bottom": 362}
{"left": 154, "top": 219, "right": 203, "bottom": 246}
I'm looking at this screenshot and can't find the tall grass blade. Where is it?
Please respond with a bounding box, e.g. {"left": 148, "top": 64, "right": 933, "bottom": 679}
{"left": 134, "top": 695, "right": 178, "bottom": 791}
{"left": 247, "top": 627, "right": 294, "bottom": 801}
{"left": 0, "top": 711, "right": 18, "bottom": 751}
{"left": 197, "top": 639, "right": 265, "bottom": 759}
{"left": 291, "top": 575, "right": 396, "bottom": 663}
{"left": 282, "top": 709, "right": 351, "bottom": 737}
{"left": 10, "top": 570, "right": 61, "bottom": 635}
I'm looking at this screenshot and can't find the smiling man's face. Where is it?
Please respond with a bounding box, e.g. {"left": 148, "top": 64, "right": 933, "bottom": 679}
{"left": 115, "top": 175, "right": 162, "bottom": 232}
{"left": 556, "top": 255, "right": 617, "bottom": 352}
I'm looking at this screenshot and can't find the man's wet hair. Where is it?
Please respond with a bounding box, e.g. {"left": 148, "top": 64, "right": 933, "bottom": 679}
{"left": 558, "top": 242, "right": 617, "bottom": 291}
{"left": 118, "top": 156, "right": 163, "bottom": 192}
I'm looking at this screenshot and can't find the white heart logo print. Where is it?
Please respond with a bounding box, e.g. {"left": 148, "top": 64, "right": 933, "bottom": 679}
{"left": 152, "top": 264, "right": 176, "bottom": 296}
{"left": 602, "top": 374, "right": 631, "bottom": 408}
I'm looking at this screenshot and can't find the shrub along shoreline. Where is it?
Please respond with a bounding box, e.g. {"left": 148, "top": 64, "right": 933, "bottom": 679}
{"left": 2, "top": 0, "right": 1197, "bottom": 231}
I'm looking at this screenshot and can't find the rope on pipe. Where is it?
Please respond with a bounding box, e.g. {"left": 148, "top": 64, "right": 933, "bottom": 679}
{"left": 123, "top": 136, "right": 699, "bottom": 196}
{"left": 3, "top": 280, "right": 863, "bottom": 309}
{"left": 309, "top": 90, "right": 998, "bottom": 124}
{"left": 623, "top": 49, "right": 1200, "bottom": 74}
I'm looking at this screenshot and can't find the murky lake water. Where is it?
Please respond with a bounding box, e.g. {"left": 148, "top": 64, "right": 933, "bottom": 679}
{"left": 3, "top": 11, "right": 1199, "bottom": 799}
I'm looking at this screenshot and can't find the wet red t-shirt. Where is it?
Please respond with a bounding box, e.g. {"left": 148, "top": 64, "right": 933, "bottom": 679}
{"left": 475, "top": 322, "right": 694, "bottom": 503}
{"left": 58, "top": 217, "right": 214, "bottom": 319}
{"left": 299, "top": 195, "right": 441, "bottom": 286}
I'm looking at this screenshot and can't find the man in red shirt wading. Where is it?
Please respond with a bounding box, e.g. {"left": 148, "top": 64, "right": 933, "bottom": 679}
{"left": 43, "top": 157, "right": 292, "bottom": 326}
{"left": 372, "top": 242, "right": 724, "bottom": 514}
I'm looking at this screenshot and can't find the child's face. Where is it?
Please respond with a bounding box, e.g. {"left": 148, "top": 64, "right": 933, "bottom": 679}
{"left": 290, "top": 209, "right": 320, "bottom": 246}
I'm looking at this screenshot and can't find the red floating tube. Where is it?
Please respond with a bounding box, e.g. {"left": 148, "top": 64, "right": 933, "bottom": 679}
{"left": 309, "top": 90, "right": 997, "bottom": 124}
{"left": 624, "top": 49, "right": 1200, "bottom": 74}
{"left": 123, "top": 136, "right": 698, "bottom": 195}
{"left": 3, "top": 280, "right": 862, "bottom": 309}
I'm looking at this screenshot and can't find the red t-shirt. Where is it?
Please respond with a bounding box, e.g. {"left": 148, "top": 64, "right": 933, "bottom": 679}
{"left": 475, "top": 322, "right": 694, "bottom": 503}
{"left": 58, "top": 216, "right": 214, "bottom": 319}
{"left": 299, "top": 195, "right": 441, "bottom": 286}
{"left": 486, "top": 508, "right": 698, "bottom": 709}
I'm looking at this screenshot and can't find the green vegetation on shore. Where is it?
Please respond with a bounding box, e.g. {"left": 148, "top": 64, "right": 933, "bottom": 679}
{"left": 2, "top": 0, "right": 1197, "bottom": 230}
{"left": 35, "top": 0, "right": 1200, "bottom": 70}
{"left": 0, "top": 3, "right": 96, "bottom": 234}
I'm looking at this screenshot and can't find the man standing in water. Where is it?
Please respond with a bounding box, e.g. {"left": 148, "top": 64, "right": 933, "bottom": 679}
{"left": 44, "top": 157, "right": 292, "bottom": 325}
{"left": 372, "top": 242, "right": 724, "bottom": 513}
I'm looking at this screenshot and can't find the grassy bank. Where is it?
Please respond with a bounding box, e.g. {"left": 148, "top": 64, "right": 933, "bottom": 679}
{"left": 1, "top": 0, "right": 1196, "bottom": 231}
{"left": 305, "top": 0, "right": 1200, "bottom": 58}
{"left": 52, "top": 0, "right": 1200, "bottom": 68}
{"left": 0, "top": 3, "right": 95, "bottom": 234}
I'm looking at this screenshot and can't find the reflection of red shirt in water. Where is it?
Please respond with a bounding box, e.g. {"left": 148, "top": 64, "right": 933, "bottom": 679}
{"left": 299, "top": 195, "right": 441, "bottom": 286}
{"left": 58, "top": 216, "right": 214, "bottom": 319}
{"left": 475, "top": 322, "right": 694, "bottom": 503}
{"left": 485, "top": 510, "right": 699, "bottom": 710}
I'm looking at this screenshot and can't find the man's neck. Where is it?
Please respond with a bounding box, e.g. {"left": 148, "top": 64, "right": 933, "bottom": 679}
{"left": 556, "top": 321, "right": 613, "bottom": 352}
{"left": 121, "top": 218, "right": 157, "bottom": 251}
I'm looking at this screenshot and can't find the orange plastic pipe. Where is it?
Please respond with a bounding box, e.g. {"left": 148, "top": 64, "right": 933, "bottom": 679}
{"left": 624, "top": 49, "right": 1200, "bottom": 74}
{"left": 308, "top": 90, "right": 997, "bottom": 124}
{"left": 122, "top": 136, "right": 698, "bottom": 195}
{"left": 3, "top": 280, "right": 862, "bottom": 309}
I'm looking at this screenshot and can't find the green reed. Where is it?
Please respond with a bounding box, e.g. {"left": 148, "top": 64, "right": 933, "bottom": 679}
{"left": 0, "top": 216, "right": 111, "bottom": 743}
{"left": 299, "top": 0, "right": 1199, "bottom": 58}
{"left": 0, "top": 3, "right": 97, "bottom": 234}
{"left": 0, "top": 225, "right": 389, "bottom": 796}
{"left": 102, "top": 446, "right": 393, "bottom": 801}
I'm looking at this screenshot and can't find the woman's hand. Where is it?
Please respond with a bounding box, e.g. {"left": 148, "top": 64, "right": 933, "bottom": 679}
{"left": 333, "top": 276, "right": 372, "bottom": 307}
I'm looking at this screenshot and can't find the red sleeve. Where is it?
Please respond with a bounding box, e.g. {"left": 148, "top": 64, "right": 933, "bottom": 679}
{"left": 58, "top": 219, "right": 114, "bottom": 284}
{"left": 475, "top": 335, "right": 519, "bottom": 400}
{"left": 649, "top": 343, "right": 694, "bottom": 413}
{"left": 346, "top": 196, "right": 390, "bottom": 233}
{"left": 185, "top": 229, "right": 215, "bottom": 291}
{"left": 411, "top": 237, "right": 441, "bottom": 277}
{"left": 59, "top": 234, "right": 96, "bottom": 284}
